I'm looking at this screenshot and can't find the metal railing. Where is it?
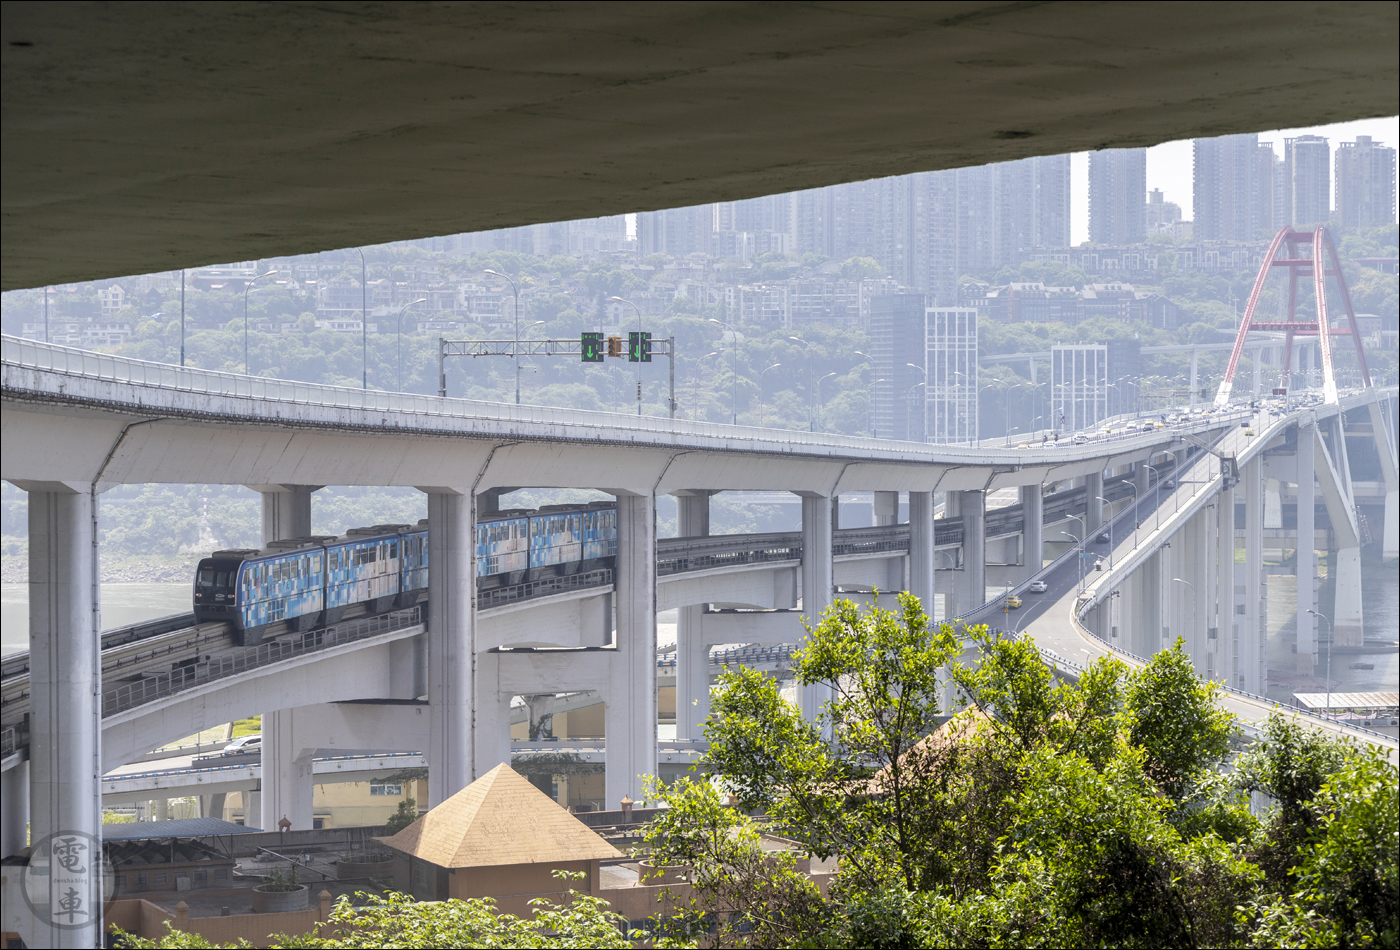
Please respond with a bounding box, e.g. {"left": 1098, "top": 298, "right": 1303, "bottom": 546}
{"left": 657, "top": 532, "right": 802, "bottom": 576}
{"left": 3, "top": 333, "right": 1246, "bottom": 460}
{"left": 104, "top": 751, "right": 424, "bottom": 786}
{"left": 657, "top": 642, "right": 799, "bottom": 670}
{"left": 478, "top": 569, "right": 614, "bottom": 609}
{"left": 833, "top": 525, "right": 911, "bottom": 558}
{"left": 101, "top": 607, "right": 422, "bottom": 717}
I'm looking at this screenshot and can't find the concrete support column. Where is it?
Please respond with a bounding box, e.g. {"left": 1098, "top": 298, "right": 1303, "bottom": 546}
{"left": 1264, "top": 479, "right": 1282, "bottom": 528}
{"left": 908, "top": 492, "right": 935, "bottom": 613}
{"left": 248, "top": 483, "right": 318, "bottom": 544}
{"left": 1085, "top": 471, "right": 1104, "bottom": 535}
{"left": 1188, "top": 505, "right": 1209, "bottom": 673}
{"left": 24, "top": 484, "right": 102, "bottom": 949}
{"left": 799, "top": 494, "right": 833, "bottom": 723}
{"left": 873, "top": 491, "right": 899, "bottom": 527}
{"left": 523, "top": 694, "right": 555, "bottom": 739}
{"left": 1, "top": 760, "right": 29, "bottom": 859}
{"left": 426, "top": 491, "right": 476, "bottom": 805}
{"left": 205, "top": 793, "right": 227, "bottom": 821}
{"left": 1322, "top": 418, "right": 1364, "bottom": 647}
{"left": 675, "top": 493, "right": 710, "bottom": 741}
{"left": 1296, "top": 422, "right": 1316, "bottom": 674}
{"left": 607, "top": 494, "right": 657, "bottom": 805}
{"left": 957, "top": 490, "right": 986, "bottom": 614}
{"left": 1135, "top": 460, "right": 1150, "bottom": 497}
{"left": 1242, "top": 457, "right": 1265, "bottom": 694}
{"left": 1021, "top": 485, "right": 1044, "bottom": 582}
{"left": 255, "top": 485, "right": 318, "bottom": 829}
{"left": 260, "top": 710, "right": 314, "bottom": 830}
{"left": 1215, "top": 482, "right": 1236, "bottom": 686}
{"left": 1331, "top": 547, "right": 1364, "bottom": 648}
{"left": 1366, "top": 399, "right": 1398, "bottom": 562}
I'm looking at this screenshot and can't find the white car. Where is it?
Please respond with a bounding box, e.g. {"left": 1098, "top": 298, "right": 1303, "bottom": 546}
{"left": 1028, "top": 580, "right": 1048, "bottom": 593}
{"left": 223, "top": 735, "right": 262, "bottom": 754}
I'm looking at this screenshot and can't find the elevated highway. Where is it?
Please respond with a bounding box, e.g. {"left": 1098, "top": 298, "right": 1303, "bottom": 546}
{"left": 2, "top": 339, "right": 1394, "bottom": 872}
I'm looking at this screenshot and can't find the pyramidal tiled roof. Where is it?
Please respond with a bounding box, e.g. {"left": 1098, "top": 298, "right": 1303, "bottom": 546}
{"left": 375, "top": 763, "right": 624, "bottom": 869}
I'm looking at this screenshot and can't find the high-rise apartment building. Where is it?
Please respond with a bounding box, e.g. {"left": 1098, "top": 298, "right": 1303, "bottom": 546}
{"left": 924, "top": 307, "right": 979, "bottom": 444}
{"left": 1194, "top": 133, "right": 1271, "bottom": 241}
{"left": 1088, "top": 148, "right": 1147, "bottom": 245}
{"left": 1145, "top": 189, "right": 1182, "bottom": 232}
{"left": 1257, "top": 142, "right": 1283, "bottom": 233}
{"left": 1282, "top": 135, "right": 1331, "bottom": 229}
{"left": 1051, "top": 344, "right": 1109, "bottom": 434}
{"left": 637, "top": 204, "right": 713, "bottom": 257}
{"left": 869, "top": 295, "right": 977, "bottom": 443}
{"left": 1335, "top": 136, "right": 1397, "bottom": 230}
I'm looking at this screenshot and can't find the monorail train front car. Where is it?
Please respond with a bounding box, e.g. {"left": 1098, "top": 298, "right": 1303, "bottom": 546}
{"left": 194, "top": 503, "right": 616, "bottom": 644}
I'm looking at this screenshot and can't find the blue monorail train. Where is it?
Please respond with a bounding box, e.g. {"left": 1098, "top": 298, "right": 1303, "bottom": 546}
{"left": 194, "top": 502, "right": 617, "bottom": 644}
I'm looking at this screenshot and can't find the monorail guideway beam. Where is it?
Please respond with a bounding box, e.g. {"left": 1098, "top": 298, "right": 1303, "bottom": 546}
{"left": 1215, "top": 226, "right": 1372, "bottom": 409}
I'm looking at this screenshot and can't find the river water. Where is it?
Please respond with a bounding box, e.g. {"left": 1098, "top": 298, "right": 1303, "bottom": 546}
{"left": 1, "top": 583, "right": 192, "bottom": 656}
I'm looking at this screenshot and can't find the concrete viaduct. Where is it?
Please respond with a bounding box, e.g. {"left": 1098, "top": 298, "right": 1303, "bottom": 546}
{"left": 4, "top": 3, "right": 1398, "bottom": 946}
{"left": 4, "top": 337, "right": 1396, "bottom": 855}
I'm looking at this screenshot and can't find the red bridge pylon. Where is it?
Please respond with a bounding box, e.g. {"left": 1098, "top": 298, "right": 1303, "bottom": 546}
{"left": 1213, "top": 225, "right": 1372, "bottom": 408}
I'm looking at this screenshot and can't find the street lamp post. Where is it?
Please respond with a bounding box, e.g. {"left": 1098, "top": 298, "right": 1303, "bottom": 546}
{"left": 1064, "top": 511, "right": 1087, "bottom": 588}
{"left": 853, "top": 350, "right": 875, "bottom": 435}
{"left": 1093, "top": 494, "right": 1115, "bottom": 569}
{"left": 1143, "top": 461, "right": 1163, "bottom": 531}
{"left": 610, "top": 296, "right": 646, "bottom": 416}
{"left": 906, "top": 363, "right": 924, "bottom": 442}
{"left": 759, "top": 363, "right": 782, "bottom": 427}
{"left": 243, "top": 270, "right": 278, "bottom": 376}
{"left": 788, "top": 336, "right": 814, "bottom": 430}
{"left": 1058, "top": 531, "right": 1083, "bottom": 591}
{"left": 1307, "top": 609, "right": 1335, "bottom": 718}
{"left": 817, "top": 372, "right": 837, "bottom": 431}
{"left": 1172, "top": 578, "right": 1197, "bottom": 646}
{"left": 357, "top": 249, "right": 370, "bottom": 389}
{"left": 178, "top": 271, "right": 185, "bottom": 367}
{"left": 517, "top": 320, "right": 546, "bottom": 404}
{"left": 691, "top": 351, "right": 719, "bottom": 421}
{"left": 904, "top": 381, "right": 926, "bottom": 442}
{"left": 868, "top": 378, "right": 888, "bottom": 438}
{"left": 484, "top": 269, "right": 522, "bottom": 404}
{"left": 396, "top": 298, "right": 427, "bottom": 392}
{"left": 708, "top": 318, "right": 739, "bottom": 425}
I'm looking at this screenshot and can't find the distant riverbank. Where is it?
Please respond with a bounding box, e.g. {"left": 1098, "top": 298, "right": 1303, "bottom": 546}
{"left": 2, "top": 553, "right": 201, "bottom": 585}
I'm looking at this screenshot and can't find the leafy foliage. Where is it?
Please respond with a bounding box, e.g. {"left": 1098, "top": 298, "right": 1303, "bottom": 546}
{"left": 653, "top": 596, "right": 1398, "bottom": 948}
{"left": 115, "top": 874, "right": 643, "bottom": 949}
{"left": 381, "top": 798, "right": 418, "bottom": 836}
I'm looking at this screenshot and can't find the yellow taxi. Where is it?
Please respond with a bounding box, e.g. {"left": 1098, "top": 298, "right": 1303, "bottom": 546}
{"left": 1004, "top": 594, "right": 1023, "bottom": 609}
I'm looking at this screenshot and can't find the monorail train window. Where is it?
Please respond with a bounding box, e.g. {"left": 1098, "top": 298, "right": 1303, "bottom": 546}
{"left": 310, "top": 554, "right": 322, "bottom": 571}
{"left": 387, "top": 542, "right": 398, "bottom": 559}
{"left": 198, "top": 569, "right": 216, "bottom": 588}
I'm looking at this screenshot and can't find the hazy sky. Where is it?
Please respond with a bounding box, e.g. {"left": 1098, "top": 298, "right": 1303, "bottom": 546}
{"left": 1069, "top": 115, "right": 1400, "bottom": 244}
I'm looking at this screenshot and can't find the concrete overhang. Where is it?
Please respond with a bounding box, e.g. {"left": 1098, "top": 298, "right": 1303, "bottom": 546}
{"left": 3, "top": 1, "right": 1397, "bottom": 290}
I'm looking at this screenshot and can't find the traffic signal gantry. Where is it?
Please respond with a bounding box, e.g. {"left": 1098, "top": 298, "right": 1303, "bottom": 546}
{"left": 438, "top": 332, "right": 676, "bottom": 416}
